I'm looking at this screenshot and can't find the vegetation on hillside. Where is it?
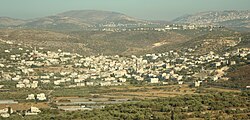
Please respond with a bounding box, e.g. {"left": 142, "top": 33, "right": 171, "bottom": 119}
{"left": 6, "top": 90, "right": 250, "bottom": 120}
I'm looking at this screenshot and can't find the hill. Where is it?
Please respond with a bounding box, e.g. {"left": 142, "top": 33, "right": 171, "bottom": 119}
{"left": 0, "top": 29, "right": 185, "bottom": 55}
{"left": 0, "top": 17, "right": 26, "bottom": 27}
{"left": 0, "top": 10, "right": 150, "bottom": 31}
{"left": 20, "top": 10, "right": 149, "bottom": 31}
{"left": 176, "top": 28, "right": 249, "bottom": 54}
{"left": 0, "top": 10, "right": 249, "bottom": 56}
{"left": 21, "top": 16, "right": 90, "bottom": 31}
{"left": 207, "top": 64, "right": 250, "bottom": 89}
{"left": 173, "top": 10, "right": 250, "bottom": 27}
{"left": 1, "top": 28, "right": 246, "bottom": 56}
{"left": 1, "top": 10, "right": 249, "bottom": 30}
{"left": 57, "top": 10, "right": 148, "bottom": 24}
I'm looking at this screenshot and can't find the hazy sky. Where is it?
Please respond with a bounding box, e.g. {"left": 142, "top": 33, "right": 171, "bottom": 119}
{"left": 0, "top": 0, "right": 249, "bottom": 20}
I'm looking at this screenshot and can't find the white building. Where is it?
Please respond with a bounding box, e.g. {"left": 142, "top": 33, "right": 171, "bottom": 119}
{"left": 26, "top": 94, "right": 35, "bottom": 100}
{"left": 37, "top": 93, "right": 46, "bottom": 101}
{"left": 194, "top": 81, "right": 202, "bottom": 87}
{"left": 86, "top": 82, "right": 94, "bottom": 86}
{"left": 25, "top": 106, "right": 41, "bottom": 116}
{"left": 178, "top": 81, "right": 184, "bottom": 85}
{"left": 30, "top": 107, "right": 41, "bottom": 113}
{"left": 76, "top": 83, "right": 85, "bottom": 87}
{"left": 118, "top": 78, "right": 126, "bottom": 83}
{"left": 100, "top": 82, "right": 111, "bottom": 86}
{"left": 31, "top": 81, "right": 38, "bottom": 88}
{"left": 150, "top": 78, "right": 159, "bottom": 83}
{"left": 40, "top": 76, "right": 50, "bottom": 79}
{"left": 16, "top": 83, "right": 25, "bottom": 88}
{"left": 0, "top": 107, "right": 13, "bottom": 118}
{"left": 1, "top": 113, "right": 10, "bottom": 118}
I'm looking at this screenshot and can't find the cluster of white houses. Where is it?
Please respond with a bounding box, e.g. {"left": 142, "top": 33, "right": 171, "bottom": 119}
{"left": 0, "top": 41, "right": 249, "bottom": 90}
{"left": 0, "top": 107, "right": 13, "bottom": 118}
{"left": 99, "top": 24, "right": 212, "bottom": 32}
{"left": 26, "top": 93, "right": 47, "bottom": 101}
{"left": 0, "top": 105, "right": 41, "bottom": 118}
{"left": 0, "top": 38, "right": 250, "bottom": 117}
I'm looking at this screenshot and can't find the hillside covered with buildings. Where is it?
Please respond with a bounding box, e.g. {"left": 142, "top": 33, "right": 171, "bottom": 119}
{"left": 0, "top": 9, "right": 249, "bottom": 119}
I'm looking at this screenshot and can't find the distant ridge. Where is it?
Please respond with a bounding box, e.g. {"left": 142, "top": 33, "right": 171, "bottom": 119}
{"left": 57, "top": 10, "right": 148, "bottom": 24}
{"left": 173, "top": 10, "right": 250, "bottom": 27}
{"left": 0, "top": 10, "right": 249, "bottom": 30}
{"left": 16, "top": 10, "right": 149, "bottom": 30}
{"left": 0, "top": 17, "right": 26, "bottom": 26}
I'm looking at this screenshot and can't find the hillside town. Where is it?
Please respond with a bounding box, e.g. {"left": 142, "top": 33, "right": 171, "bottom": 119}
{"left": 174, "top": 10, "right": 250, "bottom": 25}
{"left": 0, "top": 37, "right": 250, "bottom": 118}
{"left": 90, "top": 23, "right": 215, "bottom": 32}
